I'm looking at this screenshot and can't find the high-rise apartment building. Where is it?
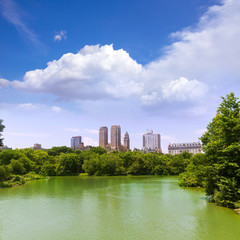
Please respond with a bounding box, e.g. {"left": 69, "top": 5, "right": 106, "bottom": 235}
{"left": 142, "top": 130, "right": 161, "bottom": 152}
{"left": 99, "top": 126, "right": 108, "bottom": 148}
{"left": 71, "top": 136, "right": 82, "bottom": 150}
{"left": 33, "top": 143, "right": 42, "bottom": 150}
{"left": 111, "top": 125, "right": 121, "bottom": 150}
{"left": 124, "top": 131, "right": 130, "bottom": 150}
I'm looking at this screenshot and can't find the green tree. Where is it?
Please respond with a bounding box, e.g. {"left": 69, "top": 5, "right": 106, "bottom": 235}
{"left": 0, "top": 166, "right": 8, "bottom": 181}
{"left": 0, "top": 149, "right": 25, "bottom": 165}
{"left": 179, "top": 153, "right": 208, "bottom": 187}
{"left": 47, "top": 146, "right": 73, "bottom": 156}
{"left": 55, "top": 153, "right": 82, "bottom": 176}
{"left": 0, "top": 119, "right": 5, "bottom": 146}
{"left": 9, "top": 159, "right": 26, "bottom": 175}
{"left": 201, "top": 92, "right": 240, "bottom": 208}
{"left": 89, "top": 147, "right": 107, "bottom": 155}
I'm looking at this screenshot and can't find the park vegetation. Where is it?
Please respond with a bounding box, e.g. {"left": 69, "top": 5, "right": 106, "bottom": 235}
{"left": 0, "top": 93, "right": 240, "bottom": 210}
{"left": 179, "top": 93, "right": 240, "bottom": 209}
{"left": 0, "top": 146, "right": 192, "bottom": 187}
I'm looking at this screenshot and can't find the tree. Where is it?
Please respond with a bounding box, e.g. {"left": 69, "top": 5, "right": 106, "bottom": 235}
{"left": 201, "top": 92, "right": 240, "bottom": 208}
{"left": 47, "top": 146, "right": 73, "bottom": 156}
{"left": 0, "top": 119, "right": 5, "bottom": 146}
{"left": 9, "top": 159, "right": 26, "bottom": 175}
{"left": 55, "top": 153, "right": 82, "bottom": 175}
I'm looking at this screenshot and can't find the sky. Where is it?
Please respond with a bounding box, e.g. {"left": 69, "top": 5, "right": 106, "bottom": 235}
{"left": 0, "top": 0, "right": 240, "bottom": 152}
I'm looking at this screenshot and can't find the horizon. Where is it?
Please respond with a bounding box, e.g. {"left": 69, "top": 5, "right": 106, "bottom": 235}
{"left": 1, "top": 0, "right": 240, "bottom": 153}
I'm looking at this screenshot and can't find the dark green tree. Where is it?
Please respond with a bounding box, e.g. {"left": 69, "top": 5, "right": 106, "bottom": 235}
{"left": 47, "top": 146, "right": 73, "bottom": 156}
{"left": 201, "top": 92, "right": 240, "bottom": 208}
{"left": 0, "top": 119, "right": 5, "bottom": 146}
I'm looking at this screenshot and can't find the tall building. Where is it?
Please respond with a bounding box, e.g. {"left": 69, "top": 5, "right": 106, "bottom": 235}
{"left": 33, "top": 143, "right": 42, "bottom": 150}
{"left": 142, "top": 130, "right": 161, "bottom": 152}
{"left": 71, "top": 136, "right": 82, "bottom": 150}
{"left": 124, "top": 131, "right": 130, "bottom": 150}
{"left": 111, "top": 125, "right": 121, "bottom": 150}
{"left": 99, "top": 126, "right": 108, "bottom": 148}
{"left": 168, "top": 142, "right": 202, "bottom": 155}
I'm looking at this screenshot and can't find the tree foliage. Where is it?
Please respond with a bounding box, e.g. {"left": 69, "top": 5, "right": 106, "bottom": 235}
{"left": 180, "top": 93, "right": 240, "bottom": 208}
{"left": 201, "top": 93, "right": 240, "bottom": 208}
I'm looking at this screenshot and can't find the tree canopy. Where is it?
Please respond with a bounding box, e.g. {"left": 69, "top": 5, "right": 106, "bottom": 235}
{"left": 200, "top": 92, "right": 240, "bottom": 208}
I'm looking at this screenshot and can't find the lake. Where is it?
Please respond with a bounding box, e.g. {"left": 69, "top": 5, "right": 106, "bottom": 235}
{"left": 0, "top": 176, "right": 240, "bottom": 240}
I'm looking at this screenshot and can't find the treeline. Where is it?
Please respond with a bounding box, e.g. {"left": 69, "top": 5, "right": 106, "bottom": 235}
{"left": 0, "top": 146, "right": 193, "bottom": 187}
{"left": 180, "top": 93, "right": 240, "bottom": 209}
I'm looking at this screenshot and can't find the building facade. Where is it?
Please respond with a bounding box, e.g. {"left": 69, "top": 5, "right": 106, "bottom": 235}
{"left": 71, "top": 136, "right": 82, "bottom": 150}
{"left": 99, "top": 126, "right": 108, "bottom": 148}
{"left": 168, "top": 142, "right": 202, "bottom": 155}
{"left": 142, "top": 130, "right": 161, "bottom": 152}
{"left": 33, "top": 143, "right": 42, "bottom": 150}
{"left": 123, "top": 131, "right": 130, "bottom": 150}
{"left": 111, "top": 125, "right": 121, "bottom": 150}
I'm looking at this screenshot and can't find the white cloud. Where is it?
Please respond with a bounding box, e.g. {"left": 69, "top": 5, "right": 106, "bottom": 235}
{"left": 12, "top": 44, "right": 143, "bottom": 100}
{"left": 0, "top": 0, "right": 40, "bottom": 46}
{"left": 83, "top": 137, "right": 98, "bottom": 146}
{"left": 0, "top": 78, "right": 11, "bottom": 88}
{"left": 17, "top": 103, "right": 38, "bottom": 110}
{"left": 2, "top": 0, "right": 240, "bottom": 109}
{"left": 54, "top": 30, "right": 67, "bottom": 41}
{"left": 162, "top": 77, "right": 208, "bottom": 102}
{"left": 51, "top": 106, "right": 62, "bottom": 112}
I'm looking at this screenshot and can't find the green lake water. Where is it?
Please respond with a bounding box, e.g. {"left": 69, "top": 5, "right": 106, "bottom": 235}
{"left": 0, "top": 176, "right": 240, "bottom": 240}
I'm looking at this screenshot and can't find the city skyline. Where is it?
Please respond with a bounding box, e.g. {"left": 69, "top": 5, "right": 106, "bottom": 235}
{"left": 1, "top": 0, "right": 240, "bottom": 153}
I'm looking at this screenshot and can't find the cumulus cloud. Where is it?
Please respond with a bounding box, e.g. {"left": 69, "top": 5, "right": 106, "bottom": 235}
{"left": 0, "top": 0, "right": 40, "bottom": 46}
{"left": 0, "top": 78, "right": 11, "bottom": 88}
{"left": 12, "top": 44, "right": 143, "bottom": 100}
{"left": 54, "top": 30, "right": 67, "bottom": 41}
{"left": 162, "top": 77, "right": 208, "bottom": 102}
{"left": 51, "top": 106, "right": 62, "bottom": 112}
{"left": 4, "top": 0, "right": 240, "bottom": 107}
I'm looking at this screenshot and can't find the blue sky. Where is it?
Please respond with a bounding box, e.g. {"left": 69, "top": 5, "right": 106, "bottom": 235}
{"left": 0, "top": 0, "right": 240, "bottom": 152}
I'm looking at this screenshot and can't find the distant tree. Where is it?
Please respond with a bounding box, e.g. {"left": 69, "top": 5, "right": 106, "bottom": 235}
{"left": 89, "top": 147, "right": 107, "bottom": 155}
{"left": 0, "top": 119, "right": 5, "bottom": 146}
{"left": 47, "top": 146, "right": 73, "bottom": 156}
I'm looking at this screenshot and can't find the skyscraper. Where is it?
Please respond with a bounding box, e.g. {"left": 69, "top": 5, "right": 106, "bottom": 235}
{"left": 124, "top": 131, "right": 130, "bottom": 150}
{"left": 71, "top": 136, "right": 82, "bottom": 150}
{"left": 111, "top": 125, "right": 121, "bottom": 150}
{"left": 142, "top": 130, "right": 161, "bottom": 152}
{"left": 99, "top": 126, "right": 108, "bottom": 148}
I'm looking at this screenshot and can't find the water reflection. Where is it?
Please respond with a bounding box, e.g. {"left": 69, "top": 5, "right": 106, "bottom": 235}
{"left": 0, "top": 176, "right": 240, "bottom": 240}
